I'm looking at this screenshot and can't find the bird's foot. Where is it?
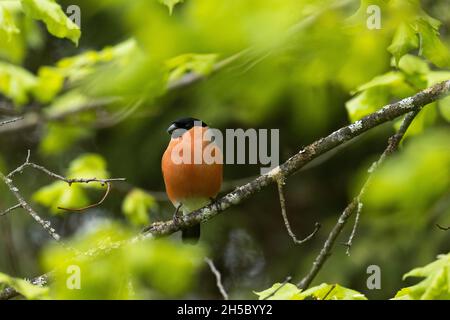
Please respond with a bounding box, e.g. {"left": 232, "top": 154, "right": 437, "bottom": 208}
{"left": 172, "top": 203, "right": 183, "bottom": 226}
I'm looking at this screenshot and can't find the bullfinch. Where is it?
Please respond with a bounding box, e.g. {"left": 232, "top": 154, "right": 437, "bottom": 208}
{"left": 162, "top": 117, "right": 223, "bottom": 243}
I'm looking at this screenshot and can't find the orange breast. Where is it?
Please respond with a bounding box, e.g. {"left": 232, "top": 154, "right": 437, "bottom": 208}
{"left": 162, "top": 126, "right": 223, "bottom": 205}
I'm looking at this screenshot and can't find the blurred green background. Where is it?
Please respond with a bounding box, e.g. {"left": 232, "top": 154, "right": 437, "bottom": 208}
{"left": 0, "top": 0, "right": 449, "bottom": 299}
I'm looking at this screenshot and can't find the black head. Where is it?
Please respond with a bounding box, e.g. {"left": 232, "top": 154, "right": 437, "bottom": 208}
{"left": 167, "top": 117, "right": 208, "bottom": 137}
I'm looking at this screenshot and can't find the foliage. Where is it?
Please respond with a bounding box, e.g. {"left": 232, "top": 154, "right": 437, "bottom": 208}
{"left": 40, "top": 223, "right": 206, "bottom": 299}
{"left": 32, "top": 154, "right": 110, "bottom": 213}
{"left": 394, "top": 253, "right": 450, "bottom": 300}
{"left": 21, "top": 0, "right": 80, "bottom": 45}
{"left": 255, "top": 283, "right": 367, "bottom": 300}
{"left": 122, "top": 189, "right": 156, "bottom": 226}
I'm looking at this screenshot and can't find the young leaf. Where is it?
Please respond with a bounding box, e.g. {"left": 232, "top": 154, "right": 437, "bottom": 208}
{"left": 0, "top": 61, "right": 37, "bottom": 106}
{"left": 355, "top": 71, "right": 405, "bottom": 92}
{"left": 414, "top": 19, "right": 450, "bottom": 68}
{"left": 346, "top": 87, "right": 389, "bottom": 122}
{"left": 388, "top": 23, "right": 419, "bottom": 66}
{"left": 166, "top": 53, "right": 218, "bottom": 83}
{"left": 122, "top": 189, "right": 156, "bottom": 226}
{"left": 255, "top": 282, "right": 367, "bottom": 300}
{"left": 254, "top": 283, "right": 303, "bottom": 300}
{"left": 33, "top": 66, "right": 65, "bottom": 103}
{"left": 0, "top": 4, "right": 20, "bottom": 40}
{"left": 397, "top": 54, "right": 429, "bottom": 76}
{"left": 67, "top": 153, "right": 110, "bottom": 189}
{"left": 300, "top": 283, "right": 367, "bottom": 300}
{"left": 21, "top": 0, "right": 81, "bottom": 45}
{"left": 32, "top": 181, "right": 89, "bottom": 214}
{"left": 40, "top": 123, "right": 92, "bottom": 156}
{"left": 394, "top": 253, "right": 450, "bottom": 300}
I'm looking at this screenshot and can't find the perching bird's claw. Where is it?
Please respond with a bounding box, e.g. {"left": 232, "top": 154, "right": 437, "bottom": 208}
{"left": 172, "top": 203, "right": 183, "bottom": 226}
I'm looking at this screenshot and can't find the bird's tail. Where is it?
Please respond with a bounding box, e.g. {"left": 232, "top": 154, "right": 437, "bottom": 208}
{"left": 182, "top": 224, "right": 201, "bottom": 244}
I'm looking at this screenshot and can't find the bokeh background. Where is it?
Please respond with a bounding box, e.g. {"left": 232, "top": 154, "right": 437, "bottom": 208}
{"left": 0, "top": 0, "right": 449, "bottom": 299}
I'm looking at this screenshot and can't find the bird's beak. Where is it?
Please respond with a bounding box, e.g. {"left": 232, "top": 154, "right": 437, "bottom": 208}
{"left": 167, "top": 123, "right": 177, "bottom": 135}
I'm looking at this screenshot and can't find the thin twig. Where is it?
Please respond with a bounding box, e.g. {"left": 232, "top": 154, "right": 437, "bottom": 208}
{"left": 204, "top": 257, "right": 229, "bottom": 300}
{"left": 0, "top": 117, "right": 23, "bottom": 126}
{"left": 262, "top": 276, "right": 293, "bottom": 300}
{"left": 0, "top": 204, "right": 22, "bottom": 217}
{"left": 58, "top": 182, "right": 111, "bottom": 212}
{"left": 0, "top": 171, "right": 61, "bottom": 241}
{"left": 298, "top": 109, "right": 422, "bottom": 290}
{"left": 8, "top": 150, "right": 125, "bottom": 185}
{"left": 277, "top": 180, "right": 320, "bottom": 244}
{"left": 436, "top": 224, "right": 450, "bottom": 231}
{"left": 343, "top": 202, "right": 363, "bottom": 256}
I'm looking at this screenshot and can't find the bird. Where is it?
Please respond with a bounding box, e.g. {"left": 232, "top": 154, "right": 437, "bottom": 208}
{"left": 161, "top": 117, "right": 223, "bottom": 243}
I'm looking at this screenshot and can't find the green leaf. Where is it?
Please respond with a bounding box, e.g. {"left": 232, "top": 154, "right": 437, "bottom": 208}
{"left": 55, "top": 38, "right": 137, "bottom": 83}
{"left": 415, "top": 19, "right": 450, "bottom": 67}
{"left": 254, "top": 283, "right": 303, "bottom": 300}
{"left": 158, "top": 0, "right": 184, "bottom": 15}
{"left": 388, "top": 23, "right": 419, "bottom": 65}
{"left": 122, "top": 189, "right": 156, "bottom": 226}
{"left": 346, "top": 87, "right": 390, "bottom": 122}
{"left": 0, "top": 61, "right": 37, "bottom": 106}
{"left": 40, "top": 123, "right": 92, "bottom": 156}
{"left": 300, "top": 283, "right": 367, "bottom": 300}
{"left": 67, "top": 153, "right": 110, "bottom": 189}
{"left": 394, "top": 253, "right": 450, "bottom": 300}
{"left": 32, "top": 153, "right": 110, "bottom": 213}
{"left": 0, "top": 272, "right": 49, "bottom": 300}
{"left": 397, "top": 54, "right": 429, "bottom": 76}
{"left": 0, "top": 4, "right": 20, "bottom": 40}
{"left": 355, "top": 71, "right": 405, "bottom": 92}
{"left": 33, "top": 66, "right": 65, "bottom": 103}
{"left": 21, "top": 0, "right": 81, "bottom": 45}
{"left": 32, "top": 181, "right": 89, "bottom": 214}
{"left": 166, "top": 53, "right": 218, "bottom": 83}
{"left": 255, "top": 282, "right": 367, "bottom": 300}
